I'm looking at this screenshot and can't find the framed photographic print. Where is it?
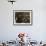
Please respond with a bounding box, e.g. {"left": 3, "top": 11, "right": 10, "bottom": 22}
{"left": 13, "top": 10, "right": 32, "bottom": 25}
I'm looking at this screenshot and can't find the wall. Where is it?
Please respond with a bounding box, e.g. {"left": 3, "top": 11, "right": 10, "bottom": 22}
{"left": 0, "top": 0, "right": 46, "bottom": 42}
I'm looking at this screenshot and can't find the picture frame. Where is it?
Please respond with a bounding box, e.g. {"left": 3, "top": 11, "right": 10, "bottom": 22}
{"left": 13, "top": 10, "right": 32, "bottom": 25}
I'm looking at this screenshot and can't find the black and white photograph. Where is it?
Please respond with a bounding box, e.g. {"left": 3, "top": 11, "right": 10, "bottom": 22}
{"left": 13, "top": 10, "right": 32, "bottom": 25}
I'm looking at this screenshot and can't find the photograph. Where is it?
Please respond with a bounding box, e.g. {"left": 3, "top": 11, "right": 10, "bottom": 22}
{"left": 13, "top": 10, "right": 32, "bottom": 25}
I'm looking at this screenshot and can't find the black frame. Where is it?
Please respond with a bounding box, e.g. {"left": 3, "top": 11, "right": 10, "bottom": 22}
{"left": 13, "top": 10, "right": 33, "bottom": 26}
